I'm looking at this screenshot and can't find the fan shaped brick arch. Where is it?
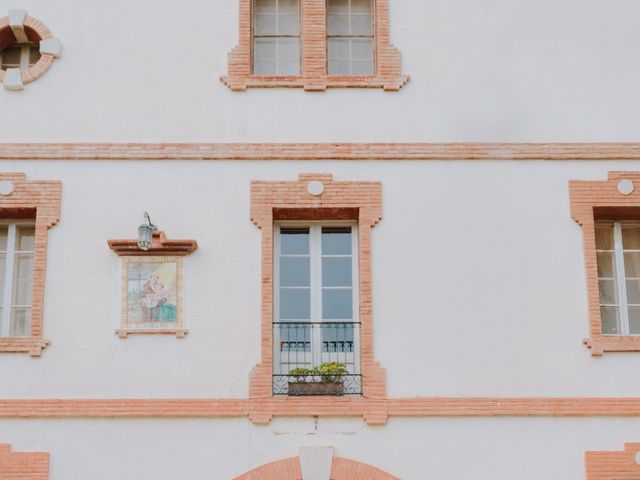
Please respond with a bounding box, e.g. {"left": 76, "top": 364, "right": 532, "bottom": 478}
{"left": 233, "top": 455, "right": 399, "bottom": 480}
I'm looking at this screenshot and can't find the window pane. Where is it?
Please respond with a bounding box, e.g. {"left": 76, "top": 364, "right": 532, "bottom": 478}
{"left": 280, "top": 228, "right": 309, "bottom": 254}
{"left": 351, "top": 59, "right": 374, "bottom": 75}
{"left": 1, "top": 46, "right": 22, "bottom": 67}
{"left": 280, "top": 257, "right": 310, "bottom": 287}
{"left": 597, "top": 252, "right": 615, "bottom": 278}
{"left": 278, "top": 14, "right": 300, "bottom": 35}
{"left": 9, "top": 308, "right": 30, "bottom": 337}
{"left": 321, "top": 227, "right": 352, "bottom": 255}
{"left": 277, "top": 38, "right": 300, "bottom": 60}
{"left": 0, "top": 254, "right": 5, "bottom": 306}
{"left": 255, "top": 39, "right": 276, "bottom": 61}
{"left": 0, "top": 226, "right": 8, "bottom": 251}
{"left": 328, "top": 39, "right": 349, "bottom": 60}
{"left": 16, "top": 226, "right": 35, "bottom": 251}
{"left": 279, "top": 0, "right": 299, "bottom": 12}
{"left": 322, "top": 257, "right": 352, "bottom": 287}
{"left": 352, "top": 39, "right": 374, "bottom": 60}
{"left": 600, "top": 306, "right": 620, "bottom": 334}
{"left": 322, "top": 323, "right": 354, "bottom": 351}
{"left": 595, "top": 225, "right": 614, "bottom": 250}
{"left": 277, "top": 60, "right": 300, "bottom": 76}
{"left": 255, "top": 14, "right": 277, "bottom": 35}
{"left": 351, "top": 0, "right": 372, "bottom": 13}
{"left": 280, "top": 288, "right": 310, "bottom": 319}
{"left": 327, "top": 0, "right": 349, "bottom": 14}
{"left": 255, "top": 0, "right": 276, "bottom": 13}
{"left": 628, "top": 279, "right": 640, "bottom": 305}
{"left": 279, "top": 323, "right": 311, "bottom": 351}
{"left": 254, "top": 60, "right": 276, "bottom": 75}
{"left": 328, "top": 61, "right": 349, "bottom": 75}
{"left": 622, "top": 226, "right": 640, "bottom": 250}
{"left": 630, "top": 307, "right": 640, "bottom": 334}
{"left": 29, "top": 46, "right": 41, "bottom": 66}
{"left": 598, "top": 279, "right": 617, "bottom": 305}
{"left": 351, "top": 14, "right": 373, "bottom": 35}
{"left": 322, "top": 289, "right": 353, "bottom": 319}
{"left": 625, "top": 252, "right": 640, "bottom": 277}
{"left": 327, "top": 14, "right": 349, "bottom": 35}
{"left": 12, "top": 254, "right": 33, "bottom": 306}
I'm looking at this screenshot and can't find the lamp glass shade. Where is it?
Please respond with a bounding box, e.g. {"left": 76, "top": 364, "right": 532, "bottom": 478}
{"left": 137, "top": 224, "right": 153, "bottom": 250}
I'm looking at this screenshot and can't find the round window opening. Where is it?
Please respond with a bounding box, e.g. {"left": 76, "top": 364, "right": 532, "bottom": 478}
{"left": 0, "top": 10, "right": 60, "bottom": 90}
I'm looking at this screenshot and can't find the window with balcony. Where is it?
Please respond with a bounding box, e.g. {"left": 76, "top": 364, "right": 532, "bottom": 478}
{"left": 273, "top": 223, "right": 361, "bottom": 395}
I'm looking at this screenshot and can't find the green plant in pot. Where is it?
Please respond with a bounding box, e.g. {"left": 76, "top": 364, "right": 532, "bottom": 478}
{"left": 287, "top": 362, "right": 347, "bottom": 396}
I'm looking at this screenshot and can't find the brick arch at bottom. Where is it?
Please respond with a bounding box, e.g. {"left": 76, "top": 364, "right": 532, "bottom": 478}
{"left": 233, "top": 456, "right": 399, "bottom": 480}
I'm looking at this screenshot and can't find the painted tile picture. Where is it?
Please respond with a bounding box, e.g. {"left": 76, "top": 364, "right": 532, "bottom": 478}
{"left": 120, "top": 256, "right": 184, "bottom": 330}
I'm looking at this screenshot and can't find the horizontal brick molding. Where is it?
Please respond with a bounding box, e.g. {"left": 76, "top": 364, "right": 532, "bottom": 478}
{"left": 3, "top": 143, "right": 640, "bottom": 160}
{"left": 108, "top": 231, "right": 198, "bottom": 256}
{"left": 570, "top": 172, "right": 640, "bottom": 354}
{"left": 0, "top": 173, "right": 61, "bottom": 356}
{"left": 221, "top": 0, "right": 408, "bottom": 91}
{"left": 0, "top": 443, "right": 49, "bottom": 479}
{"left": 233, "top": 453, "right": 398, "bottom": 480}
{"left": 585, "top": 443, "right": 640, "bottom": 479}
{"left": 4, "top": 397, "right": 640, "bottom": 418}
{"left": 0, "top": 12, "right": 59, "bottom": 90}
{"left": 250, "top": 173, "right": 386, "bottom": 424}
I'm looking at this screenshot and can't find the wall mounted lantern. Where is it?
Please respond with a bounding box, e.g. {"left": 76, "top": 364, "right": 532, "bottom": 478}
{"left": 137, "top": 212, "right": 157, "bottom": 251}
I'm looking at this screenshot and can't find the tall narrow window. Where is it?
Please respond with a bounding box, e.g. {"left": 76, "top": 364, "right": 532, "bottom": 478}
{"left": 273, "top": 223, "right": 361, "bottom": 395}
{"left": 327, "top": 0, "right": 374, "bottom": 75}
{"left": 596, "top": 221, "right": 640, "bottom": 336}
{"left": 0, "top": 222, "right": 35, "bottom": 337}
{"left": 0, "top": 44, "right": 40, "bottom": 71}
{"left": 253, "top": 0, "right": 301, "bottom": 76}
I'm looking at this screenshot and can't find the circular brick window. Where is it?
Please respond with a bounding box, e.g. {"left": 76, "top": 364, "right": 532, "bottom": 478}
{"left": 0, "top": 10, "right": 60, "bottom": 90}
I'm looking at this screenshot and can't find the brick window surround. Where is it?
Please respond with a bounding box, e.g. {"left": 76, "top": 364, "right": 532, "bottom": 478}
{"left": 0, "top": 173, "right": 61, "bottom": 357}
{"left": 221, "top": 0, "right": 408, "bottom": 91}
{"left": 570, "top": 171, "right": 640, "bottom": 355}
{"left": 0, "top": 443, "right": 50, "bottom": 479}
{"left": 249, "top": 173, "right": 387, "bottom": 424}
{"left": 585, "top": 443, "right": 640, "bottom": 479}
{"left": 0, "top": 10, "right": 61, "bottom": 91}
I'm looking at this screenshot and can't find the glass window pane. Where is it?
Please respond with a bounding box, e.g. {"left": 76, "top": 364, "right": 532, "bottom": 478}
{"left": 278, "top": 0, "right": 299, "bottom": 12}
{"left": 327, "top": 14, "right": 349, "bottom": 35}
{"left": 279, "top": 323, "right": 310, "bottom": 351}
{"left": 630, "top": 307, "right": 640, "bottom": 334}
{"left": 278, "top": 14, "right": 300, "bottom": 35}
{"left": 254, "top": 60, "right": 276, "bottom": 75}
{"left": 595, "top": 225, "right": 614, "bottom": 250}
{"left": 597, "top": 252, "right": 615, "bottom": 278}
{"left": 598, "top": 279, "right": 617, "bottom": 305}
{"left": 351, "top": 0, "right": 372, "bottom": 13}
{"left": 351, "top": 59, "right": 374, "bottom": 75}
{"left": 0, "top": 254, "right": 5, "bottom": 305}
{"left": 12, "top": 254, "right": 33, "bottom": 306}
{"left": 327, "top": 0, "right": 349, "bottom": 14}
{"left": 29, "top": 46, "right": 41, "bottom": 66}
{"left": 322, "top": 257, "right": 352, "bottom": 287}
{"left": 622, "top": 226, "right": 640, "bottom": 250}
{"left": 625, "top": 252, "right": 640, "bottom": 277}
{"left": 280, "top": 228, "right": 309, "bottom": 254}
{"left": 1, "top": 46, "right": 22, "bottom": 67}
{"left": 277, "top": 60, "right": 300, "bottom": 76}
{"left": 351, "top": 39, "right": 373, "bottom": 60}
{"left": 600, "top": 306, "right": 620, "bottom": 334}
{"left": 0, "top": 226, "right": 7, "bottom": 251}
{"left": 9, "top": 308, "right": 30, "bottom": 337}
{"left": 255, "top": 14, "right": 277, "bottom": 35}
{"left": 351, "top": 14, "right": 373, "bottom": 35}
{"left": 321, "top": 227, "right": 352, "bottom": 255}
{"left": 328, "top": 61, "right": 349, "bottom": 75}
{"left": 255, "top": 0, "right": 276, "bottom": 13}
{"left": 627, "top": 279, "right": 640, "bottom": 305}
{"left": 280, "top": 257, "right": 310, "bottom": 287}
{"left": 280, "top": 288, "right": 310, "bottom": 319}
{"left": 322, "top": 289, "right": 353, "bottom": 319}
{"left": 328, "top": 39, "right": 349, "bottom": 60}
{"left": 277, "top": 38, "right": 300, "bottom": 60}
{"left": 16, "top": 226, "right": 35, "bottom": 251}
{"left": 254, "top": 39, "right": 276, "bottom": 60}
{"left": 322, "top": 323, "right": 354, "bottom": 352}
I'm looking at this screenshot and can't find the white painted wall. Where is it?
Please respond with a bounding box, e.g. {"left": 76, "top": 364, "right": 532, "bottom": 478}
{"left": 1, "top": 416, "right": 640, "bottom": 479}
{"left": 1, "top": 0, "right": 640, "bottom": 141}
{"left": 0, "top": 160, "right": 637, "bottom": 398}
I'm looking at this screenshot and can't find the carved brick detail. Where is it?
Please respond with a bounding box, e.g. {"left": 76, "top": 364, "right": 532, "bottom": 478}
{"left": 0, "top": 443, "right": 50, "bottom": 479}
{"left": 585, "top": 443, "right": 640, "bottom": 479}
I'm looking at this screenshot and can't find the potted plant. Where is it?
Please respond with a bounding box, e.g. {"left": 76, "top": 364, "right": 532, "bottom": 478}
{"left": 287, "top": 362, "right": 347, "bottom": 396}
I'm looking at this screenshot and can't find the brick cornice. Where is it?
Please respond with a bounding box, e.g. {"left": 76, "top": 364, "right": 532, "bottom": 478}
{"left": 2, "top": 143, "right": 640, "bottom": 160}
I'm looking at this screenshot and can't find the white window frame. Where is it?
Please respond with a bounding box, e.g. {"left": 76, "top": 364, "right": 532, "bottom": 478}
{"left": 0, "top": 221, "right": 35, "bottom": 338}
{"left": 596, "top": 220, "right": 640, "bottom": 336}
{"left": 273, "top": 220, "right": 360, "bottom": 374}
{"left": 0, "top": 43, "right": 39, "bottom": 71}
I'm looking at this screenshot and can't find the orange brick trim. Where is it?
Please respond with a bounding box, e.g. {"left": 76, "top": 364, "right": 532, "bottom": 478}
{"left": 0, "top": 173, "right": 60, "bottom": 357}
{"left": 5, "top": 397, "right": 640, "bottom": 418}
{"left": 585, "top": 443, "right": 640, "bottom": 479}
{"left": 0, "top": 14, "right": 56, "bottom": 86}
{"left": 4, "top": 143, "right": 640, "bottom": 160}
{"left": 570, "top": 171, "right": 640, "bottom": 355}
{"left": 108, "top": 231, "right": 198, "bottom": 257}
{"left": 233, "top": 456, "right": 398, "bottom": 480}
{"left": 0, "top": 443, "right": 49, "bottom": 479}
{"left": 220, "top": 0, "right": 408, "bottom": 91}
{"left": 249, "top": 173, "right": 387, "bottom": 424}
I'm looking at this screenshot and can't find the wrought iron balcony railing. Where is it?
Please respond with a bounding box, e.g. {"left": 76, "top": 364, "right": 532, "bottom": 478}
{"left": 273, "top": 322, "right": 362, "bottom": 396}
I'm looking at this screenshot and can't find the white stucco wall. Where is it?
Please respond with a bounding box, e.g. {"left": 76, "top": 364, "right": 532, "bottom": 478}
{"left": 1, "top": 0, "right": 640, "bottom": 141}
{"left": 1, "top": 416, "right": 639, "bottom": 479}
{"left": 0, "top": 160, "right": 637, "bottom": 398}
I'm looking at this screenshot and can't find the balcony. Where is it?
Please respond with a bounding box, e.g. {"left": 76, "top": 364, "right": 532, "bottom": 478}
{"left": 273, "top": 322, "right": 362, "bottom": 396}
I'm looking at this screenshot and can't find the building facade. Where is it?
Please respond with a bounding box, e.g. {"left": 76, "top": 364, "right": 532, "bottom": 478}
{"left": 1, "top": 1, "right": 640, "bottom": 479}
